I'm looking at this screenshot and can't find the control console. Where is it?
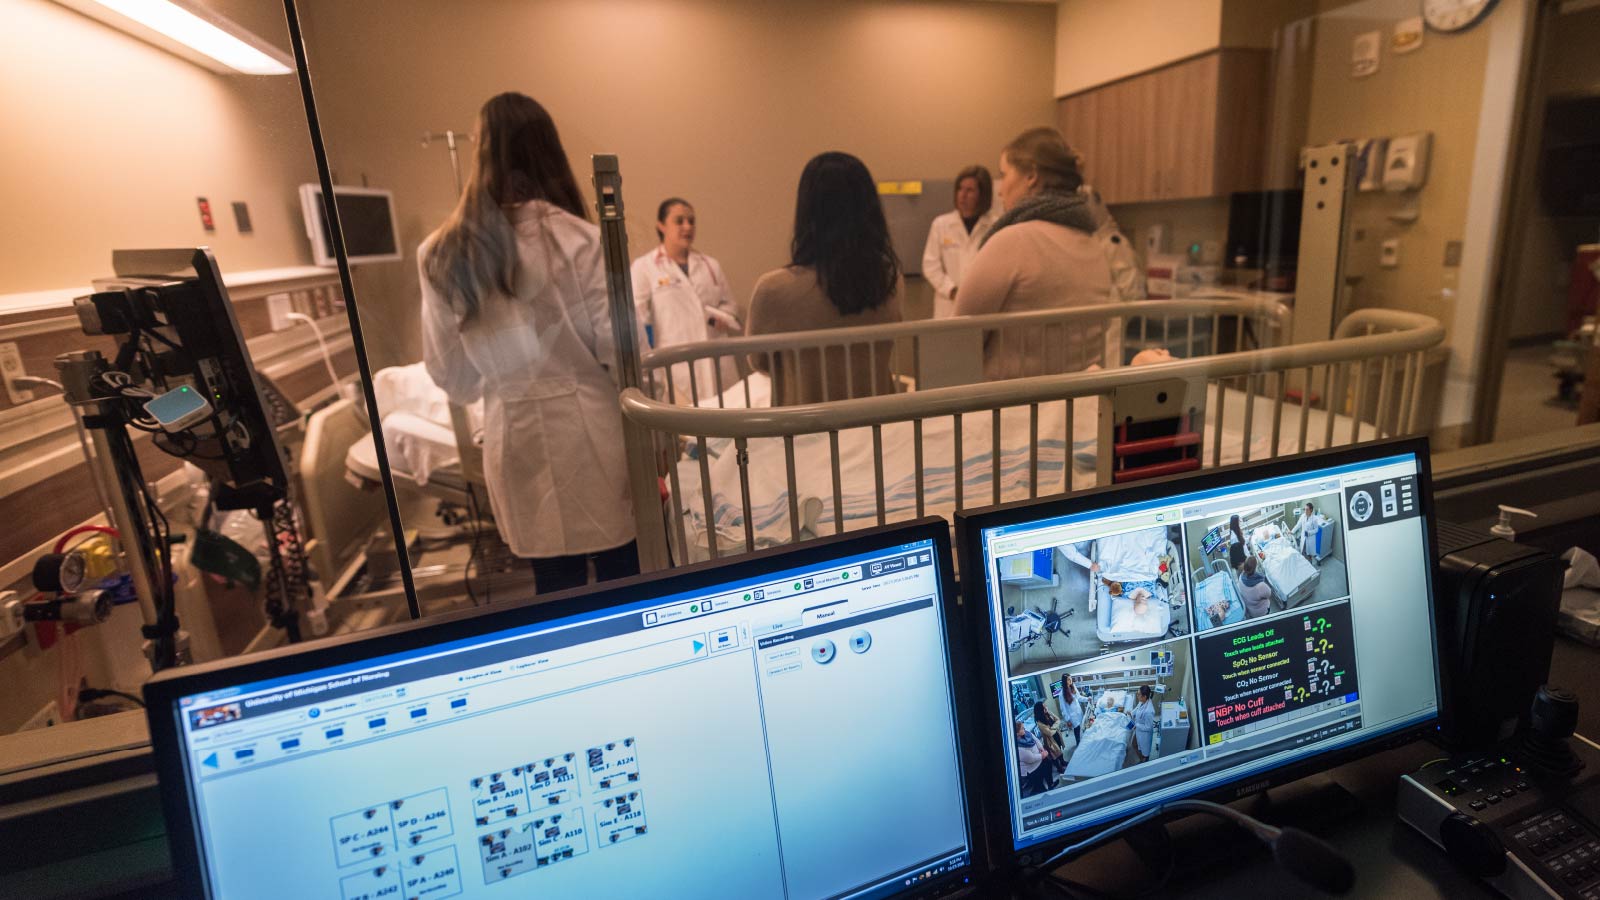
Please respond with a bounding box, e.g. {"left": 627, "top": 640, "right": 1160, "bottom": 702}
{"left": 1400, "top": 687, "right": 1600, "bottom": 899}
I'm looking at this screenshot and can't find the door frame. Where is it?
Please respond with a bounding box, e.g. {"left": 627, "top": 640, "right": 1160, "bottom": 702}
{"left": 1469, "top": 0, "right": 1566, "bottom": 445}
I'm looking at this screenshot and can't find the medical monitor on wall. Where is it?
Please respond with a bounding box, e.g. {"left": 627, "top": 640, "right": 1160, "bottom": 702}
{"left": 299, "top": 183, "right": 402, "bottom": 266}
{"left": 145, "top": 520, "right": 980, "bottom": 899}
{"left": 956, "top": 439, "right": 1442, "bottom": 870}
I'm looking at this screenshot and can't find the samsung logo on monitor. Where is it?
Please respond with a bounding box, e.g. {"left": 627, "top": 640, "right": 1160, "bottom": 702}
{"left": 1233, "top": 778, "right": 1273, "bottom": 799}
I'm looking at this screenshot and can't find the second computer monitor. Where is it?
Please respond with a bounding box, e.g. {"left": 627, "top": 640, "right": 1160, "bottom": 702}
{"left": 957, "top": 440, "right": 1442, "bottom": 867}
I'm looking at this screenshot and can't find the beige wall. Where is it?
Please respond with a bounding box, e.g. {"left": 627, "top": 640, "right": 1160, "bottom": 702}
{"left": 0, "top": 0, "right": 318, "bottom": 295}
{"left": 1304, "top": 0, "right": 1490, "bottom": 345}
{"left": 297, "top": 0, "right": 1060, "bottom": 373}
{"left": 1054, "top": 0, "right": 1222, "bottom": 97}
{"left": 1053, "top": 0, "right": 1317, "bottom": 99}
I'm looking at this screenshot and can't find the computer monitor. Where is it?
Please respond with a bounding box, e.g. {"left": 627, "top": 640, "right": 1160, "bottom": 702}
{"left": 86, "top": 249, "right": 290, "bottom": 511}
{"left": 145, "top": 520, "right": 980, "bottom": 899}
{"left": 299, "top": 183, "right": 402, "bottom": 266}
{"left": 956, "top": 440, "right": 1442, "bottom": 870}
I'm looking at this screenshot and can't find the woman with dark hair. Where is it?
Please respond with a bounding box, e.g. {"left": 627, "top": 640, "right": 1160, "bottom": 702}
{"left": 630, "top": 197, "right": 742, "bottom": 402}
{"left": 921, "top": 165, "right": 997, "bottom": 317}
{"left": 1228, "top": 514, "right": 1248, "bottom": 572}
{"left": 747, "top": 151, "right": 903, "bottom": 406}
{"left": 1239, "top": 555, "right": 1274, "bottom": 618}
{"left": 1132, "top": 685, "right": 1157, "bottom": 763}
{"left": 419, "top": 91, "right": 637, "bottom": 594}
{"left": 1033, "top": 700, "right": 1066, "bottom": 777}
{"left": 1061, "top": 675, "right": 1084, "bottom": 745}
{"left": 955, "top": 126, "right": 1144, "bottom": 378}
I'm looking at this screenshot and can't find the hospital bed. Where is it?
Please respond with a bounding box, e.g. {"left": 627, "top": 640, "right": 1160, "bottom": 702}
{"left": 1065, "top": 691, "right": 1134, "bottom": 779}
{"left": 1251, "top": 521, "right": 1321, "bottom": 608}
{"left": 1090, "top": 536, "right": 1183, "bottom": 644}
{"left": 341, "top": 364, "right": 480, "bottom": 502}
{"left": 1192, "top": 559, "right": 1247, "bottom": 632}
{"left": 618, "top": 299, "right": 1444, "bottom": 563}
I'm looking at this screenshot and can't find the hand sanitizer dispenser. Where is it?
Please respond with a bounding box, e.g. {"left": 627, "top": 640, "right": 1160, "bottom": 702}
{"left": 1384, "top": 132, "right": 1432, "bottom": 192}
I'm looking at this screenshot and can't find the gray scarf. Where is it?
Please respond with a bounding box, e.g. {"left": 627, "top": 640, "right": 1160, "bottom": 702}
{"left": 981, "top": 191, "right": 1097, "bottom": 248}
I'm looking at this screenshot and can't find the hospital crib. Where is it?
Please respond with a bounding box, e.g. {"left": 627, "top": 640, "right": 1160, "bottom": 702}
{"left": 619, "top": 299, "right": 1446, "bottom": 563}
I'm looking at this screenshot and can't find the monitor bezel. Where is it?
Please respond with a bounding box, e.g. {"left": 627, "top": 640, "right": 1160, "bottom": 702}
{"left": 144, "top": 518, "right": 984, "bottom": 899}
{"left": 954, "top": 438, "right": 1445, "bottom": 873}
{"left": 297, "top": 182, "right": 403, "bottom": 266}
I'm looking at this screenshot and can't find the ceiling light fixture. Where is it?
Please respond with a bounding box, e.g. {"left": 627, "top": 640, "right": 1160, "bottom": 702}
{"left": 55, "top": 0, "right": 294, "bottom": 75}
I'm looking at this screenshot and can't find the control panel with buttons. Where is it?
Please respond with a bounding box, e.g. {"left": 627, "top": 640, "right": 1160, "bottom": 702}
{"left": 1398, "top": 737, "right": 1600, "bottom": 899}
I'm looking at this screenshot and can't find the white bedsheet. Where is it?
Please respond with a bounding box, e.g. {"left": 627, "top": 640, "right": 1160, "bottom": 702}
{"left": 350, "top": 364, "right": 483, "bottom": 486}
{"left": 1260, "top": 537, "right": 1318, "bottom": 601}
{"left": 1090, "top": 528, "right": 1169, "bottom": 583}
{"left": 668, "top": 379, "right": 1378, "bottom": 561}
{"left": 1064, "top": 711, "right": 1131, "bottom": 778}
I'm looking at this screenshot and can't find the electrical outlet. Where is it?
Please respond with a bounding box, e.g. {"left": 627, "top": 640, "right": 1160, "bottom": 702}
{"left": 267, "top": 293, "right": 294, "bottom": 332}
{"left": 1380, "top": 239, "right": 1401, "bottom": 268}
{"left": 0, "top": 342, "right": 34, "bottom": 403}
{"left": 19, "top": 700, "right": 62, "bottom": 732}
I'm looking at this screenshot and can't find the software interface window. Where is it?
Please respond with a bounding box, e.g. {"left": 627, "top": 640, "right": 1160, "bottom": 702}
{"left": 979, "top": 455, "right": 1437, "bottom": 848}
{"left": 169, "top": 540, "right": 970, "bottom": 900}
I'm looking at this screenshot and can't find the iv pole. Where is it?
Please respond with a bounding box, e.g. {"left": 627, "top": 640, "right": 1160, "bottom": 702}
{"left": 421, "top": 130, "right": 472, "bottom": 194}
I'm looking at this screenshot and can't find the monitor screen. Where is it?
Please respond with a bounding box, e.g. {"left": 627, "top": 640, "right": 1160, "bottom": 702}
{"left": 299, "top": 184, "right": 401, "bottom": 266}
{"left": 964, "top": 446, "right": 1439, "bottom": 855}
{"left": 148, "top": 526, "right": 975, "bottom": 899}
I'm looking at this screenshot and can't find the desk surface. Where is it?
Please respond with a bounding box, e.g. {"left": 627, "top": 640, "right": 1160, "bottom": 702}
{"left": 1051, "top": 634, "right": 1600, "bottom": 898}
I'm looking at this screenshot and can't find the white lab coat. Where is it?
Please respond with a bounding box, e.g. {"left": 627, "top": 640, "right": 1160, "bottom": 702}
{"left": 921, "top": 209, "right": 997, "bottom": 317}
{"left": 1063, "top": 693, "right": 1084, "bottom": 730}
{"left": 630, "top": 247, "right": 742, "bottom": 402}
{"left": 1294, "top": 511, "right": 1329, "bottom": 556}
{"left": 420, "top": 200, "right": 636, "bottom": 559}
{"left": 1132, "top": 699, "right": 1156, "bottom": 758}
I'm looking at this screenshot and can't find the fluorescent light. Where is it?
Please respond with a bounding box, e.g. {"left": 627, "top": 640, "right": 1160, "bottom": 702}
{"left": 57, "top": 0, "right": 295, "bottom": 75}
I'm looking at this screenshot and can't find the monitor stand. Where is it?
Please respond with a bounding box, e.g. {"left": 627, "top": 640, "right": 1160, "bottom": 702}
{"left": 1126, "top": 779, "right": 1362, "bottom": 876}
{"left": 1013, "top": 778, "right": 1363, "bottom": 898}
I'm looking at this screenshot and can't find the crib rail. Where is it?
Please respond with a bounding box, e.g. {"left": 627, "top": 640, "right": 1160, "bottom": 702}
{"left": 624, "top": 305, "right": 1443, "bottom": 562}
{"left": 642, "top": 296, "right": 1291, "bottom": 406}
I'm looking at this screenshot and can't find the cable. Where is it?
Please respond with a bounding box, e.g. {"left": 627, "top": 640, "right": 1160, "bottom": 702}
{"left": 463, "top": 485, "right": 485, "bottom": 606}
{"left": 115, "top": 423, "right": 179, "bottom": 671}
{"left": 1024, "top": 798, "right": 1353, "bottom": 895}
{"left": 285, "top": 311, "right": 343, "bottom": 395}
{"left": 77, "top": 687, "right": 145, "bottom": 708}
{"left": 53, "top": 525, "right": 119, "bottom": 555}
{"left": 260, "top": 499, "right": 308, "bottom": 643}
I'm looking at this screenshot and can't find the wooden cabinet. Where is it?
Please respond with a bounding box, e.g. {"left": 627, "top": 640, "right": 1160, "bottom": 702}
{"left": 1057, "top": 49, "right": 1269, "bottom": 205}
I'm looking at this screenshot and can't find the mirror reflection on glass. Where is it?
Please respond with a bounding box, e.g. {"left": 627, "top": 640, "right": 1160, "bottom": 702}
{"left": 2, "top": 0, "right": 1596, "bottom": 749}
{"left": 291, "top": 0, "right": 1554, "bottom": 603}
{"left": 0, "top": 0, "right": 391, "bottom": 738}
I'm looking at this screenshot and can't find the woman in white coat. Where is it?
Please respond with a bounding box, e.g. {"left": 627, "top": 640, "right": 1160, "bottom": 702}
{"left": 420, "top": 91, "right": 637, "bottom": 594}
{"left": 1131, "top": 685, "right": 1157, "bottom": 763}
{"left": 920, "top": 165, "right": 997, "bottom": 318}
{"left": 631, "top": 198, "right": 742, "bottom": 402}
{"left": 1293, "top": 501, "right": 1330, "bottom": 560}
